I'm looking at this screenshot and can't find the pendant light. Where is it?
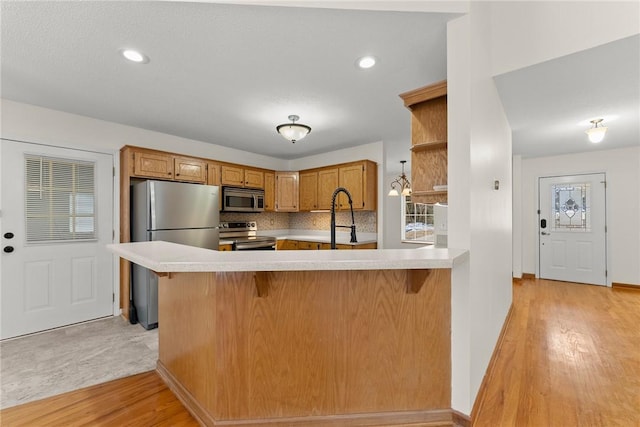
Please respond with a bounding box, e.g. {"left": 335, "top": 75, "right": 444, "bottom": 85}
{"left": 388, "top": 160, "right": 412, "bottom": 196}
{"left": 276, "top": 115, "right": 311, "bottom": 143}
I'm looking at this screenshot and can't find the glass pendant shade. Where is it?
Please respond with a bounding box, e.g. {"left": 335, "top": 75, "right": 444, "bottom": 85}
{"left": 585, "top": 119, "right": 607, "bottom": 143}
{"left": 277, "top": 115, "right": 311, "bottom": 143}
{"left": 388, "top": 188, "right": 399, "bottom": 196}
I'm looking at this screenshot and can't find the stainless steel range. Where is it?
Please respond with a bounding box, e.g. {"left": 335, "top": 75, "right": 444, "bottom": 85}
{"left": 219, "top": 221, "right": 277, "bottom": 251}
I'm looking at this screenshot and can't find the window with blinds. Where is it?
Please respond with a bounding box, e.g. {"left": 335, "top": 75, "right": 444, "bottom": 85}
{"left": 25, "top": 155, "right": 97, "bottom": 243}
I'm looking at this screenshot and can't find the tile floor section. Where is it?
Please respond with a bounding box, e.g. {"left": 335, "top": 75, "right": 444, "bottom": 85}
{"left": 0, "top": 316, "right": 158, "bottom": 409}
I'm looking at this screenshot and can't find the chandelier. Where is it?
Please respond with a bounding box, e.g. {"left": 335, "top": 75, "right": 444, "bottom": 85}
{"left": 388, "top": 160, "right": 412, "bottom": 196}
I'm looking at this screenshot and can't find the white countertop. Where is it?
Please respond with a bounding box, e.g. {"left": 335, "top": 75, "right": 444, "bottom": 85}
{"left": 108, "top": 241, "right": 468, "bottom": 273}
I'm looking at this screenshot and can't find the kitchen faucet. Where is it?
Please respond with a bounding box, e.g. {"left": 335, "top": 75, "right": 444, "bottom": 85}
{"left": 330, "top": 187, "right": 357, "bottom": 249}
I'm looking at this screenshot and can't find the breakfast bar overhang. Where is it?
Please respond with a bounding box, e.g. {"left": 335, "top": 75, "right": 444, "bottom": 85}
{"left": 109, "top": 241, "right": 469, "bottom": 427}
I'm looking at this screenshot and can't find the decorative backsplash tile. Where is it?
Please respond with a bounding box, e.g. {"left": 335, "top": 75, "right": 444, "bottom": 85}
{"left": 289, "top": 211, "right": 377, "bottom": 233}
{"left": 219, "top": 211, "right": 377, "bottom": 233}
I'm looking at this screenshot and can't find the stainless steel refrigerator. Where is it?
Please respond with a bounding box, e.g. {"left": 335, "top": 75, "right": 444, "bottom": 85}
{"left": 131, "top": 180, "right": 220, "bottom": 329}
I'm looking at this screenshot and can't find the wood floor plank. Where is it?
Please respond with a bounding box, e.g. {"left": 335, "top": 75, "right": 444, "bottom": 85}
{"left": 0, "top": 371, "right": 199, "bottom": 426}
{"left": 473, "top": 279, "right": 640, "bottom": 426}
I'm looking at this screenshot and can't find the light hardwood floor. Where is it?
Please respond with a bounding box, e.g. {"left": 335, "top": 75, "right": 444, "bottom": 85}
{"left": 473, "top": 278, "right": 640, "bottom": 426}
{"left": 0, "top": 371, "right": 198, "bottom": 426}
{"left": 2, "top": 278, "right": 638, "bottom": 426}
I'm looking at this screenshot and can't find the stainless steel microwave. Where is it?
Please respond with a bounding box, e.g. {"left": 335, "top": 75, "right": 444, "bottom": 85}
{"left": 222, "top": 187, "right": 265, "bottom": 212}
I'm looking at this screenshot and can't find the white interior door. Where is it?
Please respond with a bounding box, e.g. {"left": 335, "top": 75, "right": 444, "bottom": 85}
{"left": 538, "top": 173, "right": 607, "bottom": 286}
{"left": 1, "top": 140, "right": 114, "bottom": 339}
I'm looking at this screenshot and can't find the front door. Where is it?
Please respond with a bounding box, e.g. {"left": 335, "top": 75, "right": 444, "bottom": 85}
{"left": 538, "top": 173, "right": 607, "bottom": 286}
{"left": 1, "top": 140, "right": 114, "bottom": 339}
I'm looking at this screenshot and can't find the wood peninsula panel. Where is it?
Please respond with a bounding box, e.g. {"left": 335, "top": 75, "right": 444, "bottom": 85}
{"left": 157, "top": 269, "right": 451, "bottom": 425}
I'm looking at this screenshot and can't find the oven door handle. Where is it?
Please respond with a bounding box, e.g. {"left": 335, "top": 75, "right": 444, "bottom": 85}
{"left": 233, "top": 241, "right": 276, "bottom": 250}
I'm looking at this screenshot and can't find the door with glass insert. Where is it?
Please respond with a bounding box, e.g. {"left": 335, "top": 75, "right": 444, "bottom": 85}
{"left": 538, "top": 173, "right": 607, "bottom": 286}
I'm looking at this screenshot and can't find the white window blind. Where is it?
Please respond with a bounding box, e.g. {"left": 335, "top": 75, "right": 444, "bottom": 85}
{"left": 25, "top": 155, "right": 97, "bottom": 243}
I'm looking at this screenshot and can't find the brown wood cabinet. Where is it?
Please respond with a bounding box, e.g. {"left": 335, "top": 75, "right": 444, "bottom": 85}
{"left": 299, "top": 171, "right": 319, "bottom": 211}
{"left": 207, "top": 162, "right": 221, "bottom": 186}
{"left": 299, "top": 162, "right": 376, "bottom": 212}
{"left": 318, "top": 168, "right": 339, "bottom": 210}
{"left": 221, "top": 165, "right": 264, "bottom": 189}
{"left": 399, "top": 80, "right": 448, "bottom": 204}
{"left": 338, "top": 161, "right": 377, "bottom": 211}
{"left": 277, "top": 240, "right": 299, "bottom": 250}
{"left": 275, "top": 172, "right": 299, "bottom": 212}
{"left": 279, "top": 240, "right": 377, "bottom": 250}
{"left": 131, "top": 149, "right": 206, "bottom": 183}
{"left": 263, "top": 172, "right": 275, "bottom": 211}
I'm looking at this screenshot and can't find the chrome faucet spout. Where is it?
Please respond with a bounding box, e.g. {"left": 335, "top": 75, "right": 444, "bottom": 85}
{"left": 330, "top": 187, "right": 358, "bottom": 249}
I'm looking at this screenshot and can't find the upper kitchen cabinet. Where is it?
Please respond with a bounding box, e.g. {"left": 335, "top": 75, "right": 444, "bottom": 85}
{"left": 337, "top": 161, "right": 377, "bottom": 211}
{"left": 275, "top": 171, "right": 299, "bottom": 212}
{"left": 127, "top": 147, "right": 207, "bottom": 184}
{"left": 298, "top": 162, "right": 376, "bottom": 212}
{"left": 207, "top": 162, "right": 221, "bottom": 186}
{"left": 299, "top": 168, "right": 339, "bottom": 211}
{"left": 299, "top": 171, "right": 318, "bottom": 211}
{"left": 264, "top": 171, "right": 275, "bottom": 212}
{"left": 317, "top": 168, "right": 339, "bottom": 210}
{"left": 399, "top": 80, "right": 448, "bottom": 204}
{"left": 221, "top": 165, "right": 264, "bottom": 189}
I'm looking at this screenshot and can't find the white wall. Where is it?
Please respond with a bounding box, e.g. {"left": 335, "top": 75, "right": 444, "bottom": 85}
{"left": 491, "top": 1, "right": 640, "bottom": 76}
{"left": 1, "top": 99, "right": 287, "bottom": 170}
{"left": 520, "top": 147, "right": 640, "bottom": 285}
{"left": 447, "top": 1, "right": 513, "bottom": 414}
{"left": 512, "top": 155, "right": 522, "bottom": 278}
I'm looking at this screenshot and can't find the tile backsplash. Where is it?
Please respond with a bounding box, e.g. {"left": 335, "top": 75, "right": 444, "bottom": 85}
{"left": 220, "top": 211, "right": 377, "bottom": 233}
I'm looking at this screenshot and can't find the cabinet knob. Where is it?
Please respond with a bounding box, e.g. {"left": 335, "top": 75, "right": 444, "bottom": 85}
{"left": 176, "top": 173, "right": 180, "bottom": 176}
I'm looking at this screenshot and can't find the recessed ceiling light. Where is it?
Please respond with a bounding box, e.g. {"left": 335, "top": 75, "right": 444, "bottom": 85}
{"left": 356, "top": 56, "right": 377, "bottom": 69}
{"left": 120, "top": 49, "right": 149, "bottom": 64}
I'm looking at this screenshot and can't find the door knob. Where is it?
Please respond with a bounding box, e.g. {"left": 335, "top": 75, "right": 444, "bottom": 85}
{"left": 3, "top": 246, "right": 14, "bottom": 253}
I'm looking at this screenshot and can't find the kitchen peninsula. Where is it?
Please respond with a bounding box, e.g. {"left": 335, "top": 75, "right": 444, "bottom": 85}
{"left": 109, "top": 241, "right": 468, "bottom": 427}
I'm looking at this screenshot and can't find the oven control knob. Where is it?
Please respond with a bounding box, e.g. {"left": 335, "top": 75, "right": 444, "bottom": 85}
{"left": 251, "top": 222, "right": 256, "bottom": 227}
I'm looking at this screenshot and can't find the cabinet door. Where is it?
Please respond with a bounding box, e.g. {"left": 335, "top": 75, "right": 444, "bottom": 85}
{"left": 299, "top": 171, "right": 318, "bottom": 211}
{"left": 264, "top": 172, "right": 275, "bottom": 211}
{"left": 278, "top": 240, "right": 299, "bottom": 250}
{"left": 244, "top": 169, "right": 264, "bottom": 189}
{"left": 174, "top": 157, "right": 207, "bottom": 183}
{"left": 317, "top": 168, "right": 339, "bottom": 210}
{"left": 133, "top": 151, "right": 174, "bottom": 179}
{"left": 218, "top": 244, "right": 233, "bottom": 251}
{"left": 275, "top": 172, "right": 299, "bottom": 212}
{"left": 338, "top": 164, "right": 365, "bottom": 210}
{"left": 221, "top": 165, "right": 244, "bottom": 186}
{"left": 298, "top": 241, "right": 321, "bottom": 250}
{"left": 207, "top": 162, "right": 221, "bottom": 186}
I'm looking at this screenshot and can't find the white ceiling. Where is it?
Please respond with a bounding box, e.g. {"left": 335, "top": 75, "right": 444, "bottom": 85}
{"left": 1, "top": 1, "right": 455, "bottom": 165}
{"left": 495, "top": 34, "right": 640, "bottom": 159}
{"left": 2, "top": 2, "right": 637, "bottom": 169}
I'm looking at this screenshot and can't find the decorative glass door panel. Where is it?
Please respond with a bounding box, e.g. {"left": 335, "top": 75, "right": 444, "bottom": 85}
{"left": 539, "top": 174, "right": 606, "bottom": 286}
